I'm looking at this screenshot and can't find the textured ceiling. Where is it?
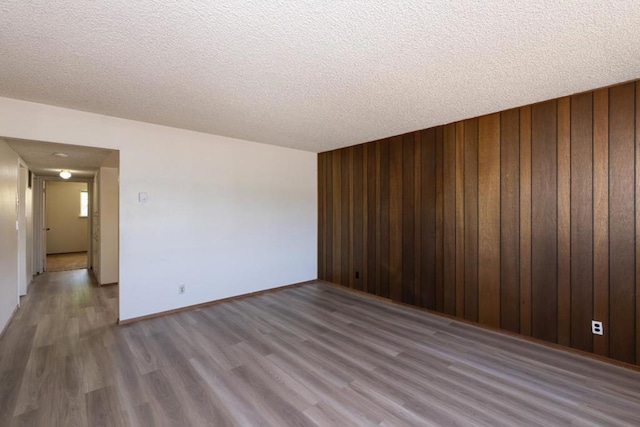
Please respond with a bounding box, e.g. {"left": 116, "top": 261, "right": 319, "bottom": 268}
{"left": 1, "top": 1, "right": 639, "bottom": 153}
{"left": 6, "top": 138, "right": 116, "bottom": 178}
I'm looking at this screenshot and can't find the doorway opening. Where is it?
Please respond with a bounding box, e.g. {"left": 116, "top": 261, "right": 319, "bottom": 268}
{"left": 43, "top": 180, "right": 90, "bottom": 272}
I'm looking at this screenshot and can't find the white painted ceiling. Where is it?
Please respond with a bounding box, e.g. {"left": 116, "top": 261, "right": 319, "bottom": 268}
{"left": 1, "top": 1, "right": 639, "bottom": 153}
{"left": 6, "top": 138, "right": 116, "bottom": 178}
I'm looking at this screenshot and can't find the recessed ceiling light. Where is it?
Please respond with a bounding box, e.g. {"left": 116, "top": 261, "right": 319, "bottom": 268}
{"left": 59, "top": 170, "right": 72, "bottom": 179}
{"left": 53, "top": 152, "right": 68, "bottom": 158}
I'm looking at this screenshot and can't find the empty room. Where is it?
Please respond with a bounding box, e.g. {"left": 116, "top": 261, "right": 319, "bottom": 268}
{"left": 1, "top": 1, "right": 640, "bottom": 426}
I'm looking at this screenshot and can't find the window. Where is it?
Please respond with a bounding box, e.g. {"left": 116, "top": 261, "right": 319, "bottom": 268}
{"left": 80, "top": 191, "right": 88, "bottom": 217}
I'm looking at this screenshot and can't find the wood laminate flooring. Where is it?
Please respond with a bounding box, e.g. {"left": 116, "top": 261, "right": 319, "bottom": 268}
{"left": 1, "top": 271, "right": 640, "bottom": 426}
{"left": 46, "top": 252, "right": 88, "bottom": 272}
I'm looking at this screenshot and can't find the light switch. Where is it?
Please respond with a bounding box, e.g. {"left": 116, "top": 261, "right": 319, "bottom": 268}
{"left": 138, "top": 192, "right": 148, "bottom": 203}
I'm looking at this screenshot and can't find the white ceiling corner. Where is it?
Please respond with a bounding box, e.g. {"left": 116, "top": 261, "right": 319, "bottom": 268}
{"left": 1, "top": 1, "right": 639, "bottom": 153}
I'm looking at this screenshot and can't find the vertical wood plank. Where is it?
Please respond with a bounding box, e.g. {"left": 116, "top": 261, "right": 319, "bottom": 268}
{"left": 608, "top": 82, "right": 636, "bottom": 364}
{"left": 593, "top": 88, "right": 609, "bottom": 357}
{"left": 557, "top": 97, "right": 571, "bottom": 346}
{"left": 374, "top": 141, "right": 382, "bottom": 296}
{"left": 636, "top": 82, "right": 640, "bottom": 365}
{"left": 341, "top": 149, "right": 350, "bottom": 287}
{"left": 362, "top": 144, "right": 369, "bottom": 293}
{"left": 422, "top": 128, "right": 437, "bottom": 310}
{"left": 478, "top": 113, "right": 501, "bottom": 328}
{"left": 443, "top": 124, "right": 457, "bottom": 315}
{"left": 570, "top": 92, "right": 594, "bottom": 352}
{"left": 455, "top": 122, "right": 465, "bottom": 317}
{"left": 332, "top": 150, "right": 342, "bottom": 285}
{"left": 390, "top": 136, "right": 403, "bottom": 302}
{"left": 324, "top": 152, "right": 334, "bottom": 282}
{"left": 500, "top": 108, "right": 520, "bottom": 333}
{"left": 353, "top": 145, "right": 364, "bottom": 291}
{"left": 435, "top": 127, "right": 445, "bottom": 312}
{"left": 413, "top": 132, "right": 422, "bottom": 307}
{"left": 464, "top": 118, "right": 479, "bottom": 322}
{"left": 401, "top": 134, "right": 415, "bottom": 304}
{"left": 531, "top": 100, "right": 558, "bottom": 343}
{"left": 318, "top": 153, "right": 325, "bottom": 280}
{"left": 348, "top": 147, "right": 355, "bottom": 289}
{"left": 367, "top": 144, "right": 377, "bottom": 295}
{"left": 380, "top": 140, "right": 391, "bottom": 298}
{"left": 519, "top": 106, "right": 532, "bottom": 336}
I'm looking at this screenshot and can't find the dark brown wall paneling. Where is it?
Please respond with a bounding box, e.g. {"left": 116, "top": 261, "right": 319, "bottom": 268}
{"left": 318, "top": 80, "right": 639, "bottom": 365}
{"left": 531, "top": 100, "right": 558, "bottom": 343}
{"left": 464, "top": 119, "right": 479, "bottom": 322}
{"left": 443, "top": 124, "right": 457, "bottom": 315}
{"left": 478, "top": 114, "right": 501, "bottom": 328}
{"left": 519, "top": 106, "right": 532, "bottom": 336}
{"left": 608, "top": 83, "right": 636, "bottom": 364}
{"left": 592, "top": 89, "right": 609, "bottom": 357}
{"left": 557, "top": 97, "right": 571, "bottom": 347}
{"left": 500, "top": 108, "right": 520, "bottom": 333}
{"left": 570, "top": 92, "right": 594, "bottom": 353}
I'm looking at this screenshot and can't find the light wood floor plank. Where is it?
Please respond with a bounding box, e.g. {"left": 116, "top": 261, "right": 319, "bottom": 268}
{"left": 2, "top": 270, "right": 640, "bottom": 426}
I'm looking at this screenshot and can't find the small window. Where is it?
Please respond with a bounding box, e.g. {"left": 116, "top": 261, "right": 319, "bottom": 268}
{"left": 80, "top": 191, "right": 89, "bottom": 217}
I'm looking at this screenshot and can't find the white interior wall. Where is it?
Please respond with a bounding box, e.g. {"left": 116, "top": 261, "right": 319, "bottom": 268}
{"left": 45, "top": 181, "right": 88, "bottom": 254}
{"left": 0, "top": 97, "right": 317, "bottom": 321}
{"left": 0, "top": 138, "right": 19, "bottom": 333}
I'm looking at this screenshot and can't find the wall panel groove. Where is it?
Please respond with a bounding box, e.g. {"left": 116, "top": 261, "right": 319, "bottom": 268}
{"left": 318, "top": 79, "right": 640, "bottom": 366}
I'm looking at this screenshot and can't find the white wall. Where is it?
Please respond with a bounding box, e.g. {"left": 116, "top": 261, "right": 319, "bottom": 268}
{"left": 0, "top": 138, "right": 19, "bottom": 333}
{"left": 98, "top": 167, "right": 118, "bottom": 285}
{"left": 45, "top": 181, "right": 88, "bottom": 254}
{"left": 0, "top": 97, "right": 317, "bottom": 321}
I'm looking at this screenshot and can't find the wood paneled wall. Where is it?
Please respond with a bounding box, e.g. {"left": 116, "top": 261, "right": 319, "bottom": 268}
{"left": 318, "top": 80, "right": 640, "bottom": 365}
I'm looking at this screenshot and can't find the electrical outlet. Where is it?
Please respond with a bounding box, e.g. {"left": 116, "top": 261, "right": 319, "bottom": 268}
{"left": 179, "top": 285, "right": 185, "bottom": 295}
{"left": 592, "top": 320, "right": 603, "bottom": 335}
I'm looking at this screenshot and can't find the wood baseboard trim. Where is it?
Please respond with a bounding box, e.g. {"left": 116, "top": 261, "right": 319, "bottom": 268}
{"left": 118, "top": 279, "right": 317, "bottom": 325}
{"left": 318, "top": 280, "right": 640, "bottom": 373}
{"left": 0, "top": 305, "right": 19, "bottom": 341}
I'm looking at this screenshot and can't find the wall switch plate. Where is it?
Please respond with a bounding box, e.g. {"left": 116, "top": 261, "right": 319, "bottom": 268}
{"left": 179, "top": 285, "right": 185, "bottom": 294}
{"left": 592, "top": 320, "right": 603, "bottom": 335}
{"left": 138, "top": 192, "right": 148, "bottom": 203}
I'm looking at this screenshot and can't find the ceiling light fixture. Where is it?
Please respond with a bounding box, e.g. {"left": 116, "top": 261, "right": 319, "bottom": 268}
{"left": 53, "top": 152, "right": 68, "bottom": 158}
{"left": 59, "top": 170, "right": 72, "bottom": 179}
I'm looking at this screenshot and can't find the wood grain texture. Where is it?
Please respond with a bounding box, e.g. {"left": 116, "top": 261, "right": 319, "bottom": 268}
{"left": 389, "top": 136, "right": 403, "bottom": 302}
{"left": 318, "top": 154, "right": 325, "bottom": 279}
{"left": 341, "top": 149, "right": 350, "bottom": 287}
{"left": 570, "top": 92, "right": 594, "bottom": 353}
{"left": 3, "top": 269, "right": 640, "bottom": 426}
{"left": 455, "top": 123, "right": 465, "bottom": 318}
{"left": 402, "top": 133, "right": 415, "bottom": 304}
{"left": 519, "top": 105, "right": 532, "bottom": 337}
{"left": 557, "top": 97, "right": 571, "bottom": 347}
{"left": 435, "top": 127, "right": 444, "bottom": 312}
{"left": 332, "top": 150, "right": 342, "bottom": 285}
{"left": 500, "top": 109, "right": 520, "bottom": 333}
{"left": 421, "top": 129, "right": 437, "bottom": 310}
{"left": 318, "top": 80, "right": 640, "bottom": 366}
{"left": 443, "top": 124, "right": 457, "bottom": 315}
{"left": 531, "top": 100, "right": 558, "bottom": 343}
{"left": 637, "top": 82, "right": 640, "bottom": 366}
{"left": 478, "top": 113, "right": 501, "bottom": 328}
{"left": 608, "top": 82, "right": 636, "bottom": 364}
{"left": 593, "top": 88, "right": 609, "bottom": 357}
{"left": 464, "top": 118, "right": 479, "bottom": 322}
{"left": 353, "top": 145, "right": 364, "bottom": 291}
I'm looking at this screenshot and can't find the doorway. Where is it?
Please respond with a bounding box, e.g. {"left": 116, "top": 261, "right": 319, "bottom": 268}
{"left": 43, "top": 180, "right": 90, "bottom": 272}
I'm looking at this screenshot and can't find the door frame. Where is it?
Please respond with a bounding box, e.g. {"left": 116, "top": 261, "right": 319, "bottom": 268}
{"left": 33, "top": 175, "right": 94, "bottom": 274}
